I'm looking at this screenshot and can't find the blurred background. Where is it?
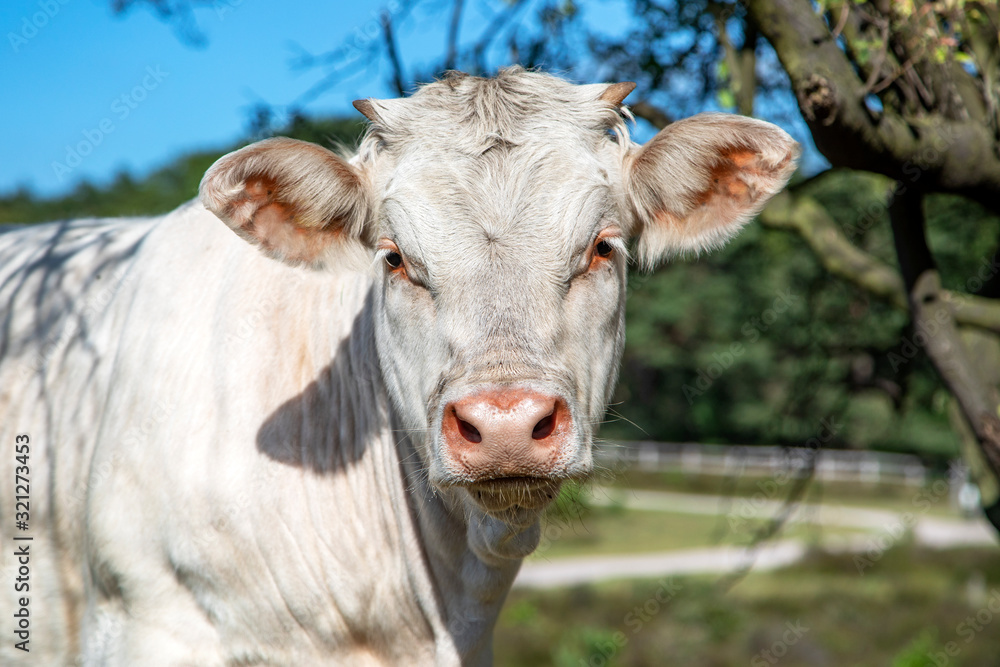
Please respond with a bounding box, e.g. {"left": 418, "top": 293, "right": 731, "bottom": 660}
{"left": 4, "top": 0, "right": 1000, "bottom": 664}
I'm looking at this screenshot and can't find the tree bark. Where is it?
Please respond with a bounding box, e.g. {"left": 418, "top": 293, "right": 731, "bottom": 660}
{"left": 888, "top": 186, "right": 1000, "bottom": 529}
{"left": 714, "top": 9, "right": 757, "bottom": 116}
{"left": 759, "top": 191, "right": 1000, "bottom": 334}
{"left": 744, "top": 0, "right": 1000, "bottom": 216}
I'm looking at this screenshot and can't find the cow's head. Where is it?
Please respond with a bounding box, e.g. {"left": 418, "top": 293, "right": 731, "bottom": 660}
{"left": 201, "top": 68, "right": 798, "bottom": 525}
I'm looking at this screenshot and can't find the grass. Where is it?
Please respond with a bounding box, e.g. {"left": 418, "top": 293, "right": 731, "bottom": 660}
{"left": 531, "top": 506, "right": 865, "bottom": 560}
{"left": 605, "top": 469, "right": 963, "bottom": 518}
{"left": 530, "top": 472, "right": 958, "bottom": 561}
{"left": 502, "top": 473, "right": 996, "bottom": 665}
{"left": 496, "top": 544, "right": 1000, "bottom": 667}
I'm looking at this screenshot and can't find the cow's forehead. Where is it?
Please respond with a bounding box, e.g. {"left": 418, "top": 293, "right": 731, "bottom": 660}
{"left": 378, "top": 147, "right": 617, "bottom": 267}
{"left": 358, "top": 69, "right": 630, "bottom": 155}
{"left": 357, "top": 69, "right": 632, "bottom": 276}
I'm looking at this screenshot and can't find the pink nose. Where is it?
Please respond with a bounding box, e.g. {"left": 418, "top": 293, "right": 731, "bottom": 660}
{"left": 441, "top": 389, "right": 571, "bottom": 480}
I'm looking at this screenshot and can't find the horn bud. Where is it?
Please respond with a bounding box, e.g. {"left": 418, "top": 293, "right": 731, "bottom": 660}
{"left": 599, "top": 82, "right": 636, "bottom": 106}
{"left": 352, "top": 99, "right": 378, "bottom": 122}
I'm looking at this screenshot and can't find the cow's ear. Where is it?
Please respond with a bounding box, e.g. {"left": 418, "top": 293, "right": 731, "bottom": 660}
{"left": 200, "top": 137, "right": 372, "bottom": 268}
{"left": 625, "top": 113, "right": 799, "bottom": 268}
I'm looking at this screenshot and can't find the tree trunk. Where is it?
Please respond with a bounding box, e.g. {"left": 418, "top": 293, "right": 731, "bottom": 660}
{"left": 888, "top": 186, "right": 1000, "bottom": 532}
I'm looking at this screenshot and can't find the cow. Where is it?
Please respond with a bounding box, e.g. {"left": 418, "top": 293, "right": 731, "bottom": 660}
{"left": 0, "top": 67, "right": 797, "bottom": 666}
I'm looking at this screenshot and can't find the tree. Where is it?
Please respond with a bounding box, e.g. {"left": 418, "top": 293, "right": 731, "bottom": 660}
{"left": 739, "top": 0, "right": 1000, "bottom": 530}
{"left": 606, "top": 0, "right": 1000, "bottom": 531}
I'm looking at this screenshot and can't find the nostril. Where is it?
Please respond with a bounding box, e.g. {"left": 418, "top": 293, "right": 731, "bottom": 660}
{"left": 531, "top": 412, "right": 556, "bottom": 440}
{"left": 456, "top": 417, "right": 482, "bottom": 444}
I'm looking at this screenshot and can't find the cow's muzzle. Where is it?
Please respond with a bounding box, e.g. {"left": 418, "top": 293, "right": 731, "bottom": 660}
{"left": 439, "top": 386, "right": 575, "bottom": 511}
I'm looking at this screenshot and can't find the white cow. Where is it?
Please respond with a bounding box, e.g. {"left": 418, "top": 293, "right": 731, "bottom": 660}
{"left": 0, "top": 68, "right": 797, "bottom": 665}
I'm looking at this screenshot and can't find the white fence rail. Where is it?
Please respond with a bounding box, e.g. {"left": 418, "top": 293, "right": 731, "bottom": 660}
{"left": 595, "top": 441, "right": 931, "bottom": 486}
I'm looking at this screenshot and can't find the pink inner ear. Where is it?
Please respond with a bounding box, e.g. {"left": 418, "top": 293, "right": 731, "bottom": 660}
{"left": 651, "top": 146, "right": 783, "bottom": 249}
{"left": 244, "top": 179, "right": 274, "bottom": 200}
{"left": 705, "top": 148, "right": 761, "bottom": 207}
{"left": 253, "top": 201, "right": 343, "bottom": 265}
{"left": 229, "top": 178, "right": 342, "bottom": 265}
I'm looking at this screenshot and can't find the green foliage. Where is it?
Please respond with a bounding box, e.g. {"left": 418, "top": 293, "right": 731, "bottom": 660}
{"left": 553, "top": 626, "right": 623, "bottom": 667}
{"left": 504, "top": 599, "right": 540, "bottom": 627}
{"left": 497, "top": 545, "right": 1000, "bottom": 667}
{"left": 693, "top": 599, "right": 742, "bottom": 642}
{"left": 546, "top": 480, "right": 593, "bottom": 524}
{"left": 890, "top": 630, "right": 941, "bottom": 667}
{"left": 715, "top": 87, "right": 736, "bottom": 109}
{"left": 606, "top": 168, "right": 1000, "bottom": 461}
{"left": 0, "top": 152, "right": 219, "bottom": 224}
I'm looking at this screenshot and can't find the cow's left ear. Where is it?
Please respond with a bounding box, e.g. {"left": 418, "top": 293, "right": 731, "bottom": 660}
{"left": 625, "top": 113, "right": 799, "bottom": 268}
{"left": 200, "top": 137, "right": 372, "bottom": 268}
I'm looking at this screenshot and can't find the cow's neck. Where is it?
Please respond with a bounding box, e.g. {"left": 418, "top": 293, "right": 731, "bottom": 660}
{"left": 394, "top": 431, "right": 541, "bottom": 665}
{"left": 280, "top": 275, "right": 539, "bottom": 664}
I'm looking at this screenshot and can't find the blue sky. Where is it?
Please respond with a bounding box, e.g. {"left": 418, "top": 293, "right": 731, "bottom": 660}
{"left": 2, "top": 0, "right": 436, "bottom": 196}
{"left": 1, "top": 0, "right": 819, "bottom": 198}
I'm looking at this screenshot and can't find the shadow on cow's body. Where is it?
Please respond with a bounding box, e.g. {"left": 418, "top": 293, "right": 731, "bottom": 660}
{"left": 257, "top": 291, "right": 378, "bottom": 473}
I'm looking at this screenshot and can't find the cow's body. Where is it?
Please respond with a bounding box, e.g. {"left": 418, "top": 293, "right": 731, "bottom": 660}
{"left": 0, "top": 205, "right": 518, "bottom": 665}
{"left": 0, "top": 68, "right": 797, "bottom": 665}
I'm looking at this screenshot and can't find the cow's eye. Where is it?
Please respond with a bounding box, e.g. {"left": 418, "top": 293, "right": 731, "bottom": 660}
{"left": 385, "top": 252, "right": 404, "bottom": 270}
{"left": 584, "top": 233, "right": 622, "bottom": 274}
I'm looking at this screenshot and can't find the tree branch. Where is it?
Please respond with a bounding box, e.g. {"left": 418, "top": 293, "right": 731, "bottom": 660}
{"left": 766, "top": 184, "right": 1000, "bottom": 491}
{"left": 912, "top": 275, "right": 1000, "bottom": 478}
{"left": 759, "top": 190, "right": 1000, "bottom": 332}
{"left": 888, "top": 187, "right": 1000, "bottom": 481}
{"left": 382, "top": 10, "right": 407, "bottom": 96}
{"left": 941, "top": 292, "right": 1000, "bottom": 332}
{"left": 713, "top": 9, "right": 757, "bottom": 116}
{"left": 760, "top": 191, "right": 907, "bottom": 308}
{"left": 444, "top": 0, "right": 465, "bottom": 71}
{"left": 888, "top": 181, "right": 936, "bottom": 288}
{"left": 737, "top": 20, "right": 758, "bottom": 117}
{"left": 629, "top": 100, "right": 673, "bottom": 130}
{"left": 744, "top": 0, "right": 1000, "bottom": 216}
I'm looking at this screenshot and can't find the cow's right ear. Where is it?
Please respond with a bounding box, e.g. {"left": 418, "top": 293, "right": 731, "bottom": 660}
{"left": 200, "top": 137, "right": 372, "bottom": 268}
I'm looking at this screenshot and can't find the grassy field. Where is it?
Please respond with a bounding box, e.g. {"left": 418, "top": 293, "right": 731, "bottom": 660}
{"left": 494, "top": 471, "right": 998, "bottom": 666}
{"left": 530, "top": 506, "right": 862, "bottom": 560}
{"left": 530, "top": 471, "right": 966, "bottom": 561}
{"left": 603, "top": 469, "right": 964, "bottom": 518}
{"left": 496, "top": 545, "right": 1000, "bottom": 667}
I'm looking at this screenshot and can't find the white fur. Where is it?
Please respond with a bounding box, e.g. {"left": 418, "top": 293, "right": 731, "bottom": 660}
{"left": 0, "top": 68, "right": 796, "bottom": 666}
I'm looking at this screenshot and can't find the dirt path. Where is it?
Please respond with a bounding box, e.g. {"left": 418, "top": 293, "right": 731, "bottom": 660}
{"left": 516, "top": 540, "right": 807, "bottom": 588}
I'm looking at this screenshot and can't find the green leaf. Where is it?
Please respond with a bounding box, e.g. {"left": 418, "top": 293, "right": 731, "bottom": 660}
{"left": 716, "top": 88, "right": 736, "bottom": 109}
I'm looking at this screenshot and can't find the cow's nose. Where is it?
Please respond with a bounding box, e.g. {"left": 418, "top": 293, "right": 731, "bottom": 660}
{"left": 441, "top": 389, "right": 571, "bottom": 479}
